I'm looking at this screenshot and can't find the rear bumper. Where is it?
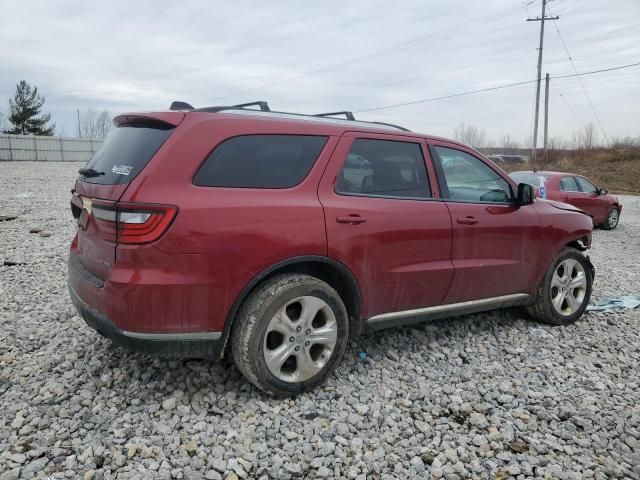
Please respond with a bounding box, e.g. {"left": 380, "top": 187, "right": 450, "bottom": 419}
{"left": 68, "top": 280, "right": 225, "bottom": 359}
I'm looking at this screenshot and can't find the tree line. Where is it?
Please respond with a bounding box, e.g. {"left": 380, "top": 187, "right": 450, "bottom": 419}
{"left": 453, "top": 122, "right": 640, "bottom": 151}
{"left": 1, "top": 80, "right": 113, "bottom": 140}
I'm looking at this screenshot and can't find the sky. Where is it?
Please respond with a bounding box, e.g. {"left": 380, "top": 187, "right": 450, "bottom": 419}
{"left": 1, "top": 0, "right": 639, "bottom": 146}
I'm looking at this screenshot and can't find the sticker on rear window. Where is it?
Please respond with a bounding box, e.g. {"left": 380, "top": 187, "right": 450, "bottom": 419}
{"left": 112, "top": 165, "right": 133, "bottom": 176}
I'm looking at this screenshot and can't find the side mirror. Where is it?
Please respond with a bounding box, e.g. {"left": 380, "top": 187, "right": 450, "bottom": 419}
{"left": 598, "top": 188, "right": 608, "bottom": 195}
{"left": 517, "top": 183, "right": 534, "bottom": 205}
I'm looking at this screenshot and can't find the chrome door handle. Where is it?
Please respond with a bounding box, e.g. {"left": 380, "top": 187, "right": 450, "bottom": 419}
{"left": 336, "top": 214, "right": 367, "bottom": 225}
{"left": 456, "top": 216, "right": 478, "bottom": 225}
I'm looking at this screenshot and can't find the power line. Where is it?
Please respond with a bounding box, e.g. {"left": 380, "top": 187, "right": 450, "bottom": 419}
{"left": 547, "top": 6, "right": 610, "bottom": 145}
{"left": 337, "top": 21, "right": 640, "bottom": 100}
{"left": 341, "top": 49, "right": 527, "bottom": 98}
{"left": 550, "top": 82, "right": 586, "bottom": 128}
{"left": 553, "top": 0, "right": 598, "bottom": 15}
{"left": 205, "top": 1, "right": 537, "bottom": 102}
{"left": 546, "top": 22, "right": 640, "bottom": 49}
{"left": 355, "top": 79, "right": 538, "bottom": 113}
{"left": 353, "top": 60, "right": 640, "bottom": 113}
{"left": 554, "top": 62, "right": 640, "bottom": 79}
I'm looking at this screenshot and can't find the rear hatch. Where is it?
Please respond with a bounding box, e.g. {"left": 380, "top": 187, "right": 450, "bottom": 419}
{"left": 71, "top": 112, "right": 183, "bottom": 280}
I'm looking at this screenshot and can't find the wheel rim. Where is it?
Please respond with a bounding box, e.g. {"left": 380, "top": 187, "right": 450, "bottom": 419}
{"left": 608, "top": 208, "right": 619, "bottom": 228}
{"left": 263, "top": 295, "right": 338, "bottom": 383}
{"left": 550, "top": 259, "right": 587, "bottom": 316}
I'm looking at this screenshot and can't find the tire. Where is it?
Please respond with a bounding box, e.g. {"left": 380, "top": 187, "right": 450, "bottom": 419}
{"left": 600, "top": 207, "right": 620, "bottom": 230}
{"left": 526, "top": 248, "right": 593, "bottom": 326}
{"left": 231, "top": 274, "right": 349, "bottom": 396}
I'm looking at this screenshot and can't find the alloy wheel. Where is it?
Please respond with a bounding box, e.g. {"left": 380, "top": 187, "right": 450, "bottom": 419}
{"left": 550, "top": 259, "right": 587, "bottom": 316}
{"left": 263, "top": 296, "right": 338, "bottom": 382}
{"left": 608, "top": 208, "right": 619, "bottom": 229}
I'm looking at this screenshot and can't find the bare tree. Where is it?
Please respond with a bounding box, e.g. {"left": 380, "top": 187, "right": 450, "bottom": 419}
{"left": 572, "top": 122, "right": 598, "bottom": 150}
{"left": 79, "top": 108, "right": 113, "bottom": 140}
{"left": 501, "top": 134, "right": 520, "bottom": 151}
{"left": 544, "top": 136, "right": 568, "bottom": 163}
{"left": 611, "top": 135, "right": 640, "bottom": 148}
{"left": 452, "top": 123, "right": 487, "bottom": 148}
{"left": 0, "top": 111, "right": 7, "bottom": 132}
{"left": 522, "top": 133, "right": 536, "bottom": 150}
{"left": 547, "top": 136, "right": 568, "bottom": 151}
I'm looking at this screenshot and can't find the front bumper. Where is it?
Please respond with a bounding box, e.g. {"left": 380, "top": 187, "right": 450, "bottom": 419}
{"left": 69, "top": 285, "right": 224, "bottom": 359}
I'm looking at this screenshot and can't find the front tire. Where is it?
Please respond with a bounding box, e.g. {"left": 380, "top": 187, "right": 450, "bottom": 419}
{"left": 600, "top": 207, "right": 620, "bottom": 230}
{"left": 231, "top": 274, "right": 349, "bottom": 396}
{"left": 527, "top": 248, "right": 593, "bottom": 326}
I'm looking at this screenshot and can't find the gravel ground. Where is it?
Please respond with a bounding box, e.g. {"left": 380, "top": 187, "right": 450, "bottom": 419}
{"left": 1, "top": 162, "right": 638, "bottom": 480}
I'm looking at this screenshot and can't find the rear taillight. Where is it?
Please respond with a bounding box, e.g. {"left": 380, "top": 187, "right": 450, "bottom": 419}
{"left": 91, "top": 201, "right": 177, "bottom": 244}
{"left": 92, "top": 204, "right": 118, "bottom": 242}
{"left": 116, "top": 203, "right": 178, "bottom": 244}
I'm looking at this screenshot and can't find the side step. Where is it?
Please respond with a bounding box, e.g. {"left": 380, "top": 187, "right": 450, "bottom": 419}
{"left": 365, "top": 293, "right": 531, "bottom": 332}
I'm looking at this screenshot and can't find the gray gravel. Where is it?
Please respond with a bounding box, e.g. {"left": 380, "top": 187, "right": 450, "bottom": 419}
{"left": 1, "top": 162, "right": 639, "bottom": 480}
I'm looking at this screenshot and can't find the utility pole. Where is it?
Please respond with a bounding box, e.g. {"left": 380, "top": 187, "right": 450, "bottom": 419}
{"left": 527, "top": 0, "right": 558, "bottom": 167}
{"left": 77, "top": 108, "right": 81, "bottom": 137}
{"left": 543, "top": 73, "right": 550, "bottom": 164}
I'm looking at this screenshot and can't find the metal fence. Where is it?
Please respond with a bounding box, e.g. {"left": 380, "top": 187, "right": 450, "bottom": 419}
{"left": 0, "top": 134, "right": 103, "bottom": 162}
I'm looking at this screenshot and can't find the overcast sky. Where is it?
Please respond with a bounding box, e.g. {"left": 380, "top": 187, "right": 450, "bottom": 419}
{"left": 1, "top": 0, "right": 639, "bottom": 145}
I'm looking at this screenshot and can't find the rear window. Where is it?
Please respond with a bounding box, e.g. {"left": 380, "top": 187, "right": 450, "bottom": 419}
{"left": 80, "top": 123, "right": 174, "bottom": 185}
{"left": 193, "top": 135, "right": 328, "bottom": 188}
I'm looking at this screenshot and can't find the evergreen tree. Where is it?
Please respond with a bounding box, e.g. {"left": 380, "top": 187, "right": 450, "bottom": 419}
{"left": 4, "top": 80, "right": 55, "bottom": 135}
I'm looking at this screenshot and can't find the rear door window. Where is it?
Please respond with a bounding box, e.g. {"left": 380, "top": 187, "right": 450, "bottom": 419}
{"left": 81, "top": 123, "right": 174, "bottom": 184}
{"left": 560, "top": 176, "right": 580, "bottom": 192}
{"left": 193, "top": 135, "right": 327, "bottom": 188}
{"left": 335, "top": 139, "right": 430, "bottom": 199}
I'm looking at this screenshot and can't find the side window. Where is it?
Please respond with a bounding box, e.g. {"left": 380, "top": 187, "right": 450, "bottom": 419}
{"left": 431, "top": 146, "right": 511, "bottom": 203}
{"left": 335, "top": 139, "right": 430, "bottom": 199}
{"left": 193, "top": 135, "right": 328, "bottom": 188}
{"left": 575, "top": 176, "right": 597, "bottom": 193}
{"left": 560, "top": 176, "right": 580, "bottom": 192}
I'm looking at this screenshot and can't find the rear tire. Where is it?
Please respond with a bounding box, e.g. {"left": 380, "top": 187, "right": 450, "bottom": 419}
{"left": 526, "top": 248, "right": 593, "bottom": 326}
{"left": 600, "top": 207, "right": 620, "bottom": 230}
{"left": 231, "top": 274, "right": 349, "bottom": 396}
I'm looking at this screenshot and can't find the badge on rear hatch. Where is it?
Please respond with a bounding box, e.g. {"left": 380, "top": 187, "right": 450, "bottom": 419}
{"left": 112, "top": 165, "right": 133, "bottom": 175}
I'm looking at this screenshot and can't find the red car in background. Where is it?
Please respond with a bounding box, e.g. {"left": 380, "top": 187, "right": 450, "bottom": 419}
{"left": 510, "top": 171, "right": 622, "bottom": 230}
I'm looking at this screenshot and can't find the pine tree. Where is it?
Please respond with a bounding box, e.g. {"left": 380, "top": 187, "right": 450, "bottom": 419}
{"left": 4, "top": 80, "right": 55, "bottom": 136}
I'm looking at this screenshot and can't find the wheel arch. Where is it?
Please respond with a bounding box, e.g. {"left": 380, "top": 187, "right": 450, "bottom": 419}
{"left": 565, "top": 237, "right": 590, "bottom": 252}
{"left": 218, "top": 256, "right": 362, "bottom": 359}
{"left": 563, "top": 239, "right": 595, "bottom": 287}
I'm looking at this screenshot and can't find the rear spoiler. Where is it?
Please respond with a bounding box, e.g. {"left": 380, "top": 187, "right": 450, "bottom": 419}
{"left": 113, "top": 112, "right": 185, "bottom": 128}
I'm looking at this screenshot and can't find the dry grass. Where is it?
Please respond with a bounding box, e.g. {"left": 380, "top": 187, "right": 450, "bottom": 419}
{"left": 502, "top": 147, "right": 640, "bottom": 195}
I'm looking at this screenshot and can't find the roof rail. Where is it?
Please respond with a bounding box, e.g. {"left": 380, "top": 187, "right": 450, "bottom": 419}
{"left": 369, "top": 121, "right": 412, "bottom": 132}
{"left": 194, "top": 100, "right": 271, "bottom": 113}
{"left": 229, "top": 101, "right": 271, "bottom": 111}
{"left": 168, "top": 100, "right": 411, "bottom": 131}
{"left": 314, "top": 111, "right": 356, "bottom": 121}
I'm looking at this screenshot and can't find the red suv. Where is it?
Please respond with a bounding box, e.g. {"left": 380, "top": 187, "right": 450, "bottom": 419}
{"left": 68, "top": 101, "right": 595, "bottom": 396}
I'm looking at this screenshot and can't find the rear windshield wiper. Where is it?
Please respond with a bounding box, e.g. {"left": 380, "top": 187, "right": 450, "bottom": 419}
{"left": 78, "top": 168, "right": 105, "bottom": 178}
